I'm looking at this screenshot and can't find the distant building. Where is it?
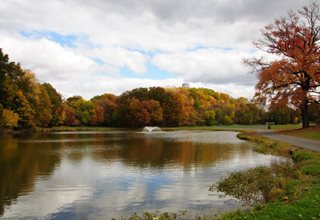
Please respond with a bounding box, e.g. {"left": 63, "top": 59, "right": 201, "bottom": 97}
{"left": 182, "top": 83, "right": 190, "bottom": 88}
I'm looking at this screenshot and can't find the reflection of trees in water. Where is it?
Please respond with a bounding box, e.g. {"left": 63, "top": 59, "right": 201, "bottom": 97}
{"left": 0, "top": 139, "right": 61, "bottom": 215}
{"left": 0, "top": 132, "right": 250, "bottom": 216}
{"left": 90, "top": 136, "right": 250, "bottom": 168}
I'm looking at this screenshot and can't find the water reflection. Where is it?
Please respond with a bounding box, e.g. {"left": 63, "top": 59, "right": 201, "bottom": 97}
{"left": 0, "top": 131, "right": 286, "bottom": 219}
{"left": 0, "top": 138, "right": 60, "bottom": 216}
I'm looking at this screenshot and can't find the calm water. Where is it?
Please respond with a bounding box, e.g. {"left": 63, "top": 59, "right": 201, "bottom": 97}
{"left": 0, "top": 130, "right": 286, "bottom": 219}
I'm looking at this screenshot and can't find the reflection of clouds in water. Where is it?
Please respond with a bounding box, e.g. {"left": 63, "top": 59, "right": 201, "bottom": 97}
{"left": 3, "top": 151, "right": 285, "bottom": 219}
{"left": 2, "top": 180, "right": 92, "bottom": 219}
{"left": 1, "top": 131, "right": 287, "bottom": 219}
{"left": 215, "top": 150, "right": 287, "bottom": 171}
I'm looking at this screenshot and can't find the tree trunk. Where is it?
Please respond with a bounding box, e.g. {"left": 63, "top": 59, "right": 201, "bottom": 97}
{"left": 301, "top": 99, "right": 310, "bottom": 128}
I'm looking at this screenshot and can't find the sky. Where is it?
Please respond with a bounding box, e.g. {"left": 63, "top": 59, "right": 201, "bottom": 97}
{"left": 0, "top": 0, "right": 308, "bottom": 99}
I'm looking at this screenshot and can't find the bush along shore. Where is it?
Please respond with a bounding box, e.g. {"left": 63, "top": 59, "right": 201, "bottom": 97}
{"left": 119, "top": 132, "right": 320, "bottom": 220}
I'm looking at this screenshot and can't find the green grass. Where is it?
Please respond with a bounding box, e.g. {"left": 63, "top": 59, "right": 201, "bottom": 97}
{"left": 268, "top": 124, "right": 302, "bottom": 130}
{"left": 38, "top": 124, "right": 303, "bottom": 134}
{"left": 280, "top": 125, "right": 320, "bottom": 141}
{"left": 163, "top": 124, "right": 300, "bottom": 132}
{"left": 39, "top": 126, "right": 119, "bottom": 132}
{"left": 217, "top": 163, "right": 320, "bottom": 220}
{"left": 237, "top": 132, "right": 292, "bottom": 156}
{"left": 218, "top": 189, "right": 320, "bottom": 220}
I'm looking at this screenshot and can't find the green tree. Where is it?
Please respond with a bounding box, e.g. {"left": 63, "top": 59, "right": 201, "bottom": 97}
{"left": 14, "top": 90, "right": 35, "bottom": 128}
{"left": 66, "top": 96, "right": 94, "bottom": 125}
{"left": 0, "top": 104, "right": 3, "bottom": 128}
{"left": 34, "top": 85, "right": 52, "bottom": 127}
{"left": 214, "top": 93, "right": 236, "bottom": 125}
{"left": 0, "top": 49, "right": 17, "bottom": 110}
{"left": 43, "top": 83, "right": 63, "bottom": 126}
{"left": 309, "top": 103, "right": 320, "bottom": 124}
{"left": 204, "top": 110, "right": 216, "bottom": 126}
{"left": 234, "top": 97, "right": 257, "bottom": 124}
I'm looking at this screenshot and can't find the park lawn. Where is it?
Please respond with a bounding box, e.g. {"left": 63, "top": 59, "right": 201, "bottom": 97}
{"left": 40, "top": 126, "right": 117, "bottom": 132}
{"left": 279, "top": 125, "right": 320, "bottom": 141}
{"left": 40, "top": 124, "right": 301, "bottom": 133}
{"left": 268, "top": 123, "right": 302, "bottom": 131}
{"left": 163, "top": 124, "right": 300, "bottom": 132}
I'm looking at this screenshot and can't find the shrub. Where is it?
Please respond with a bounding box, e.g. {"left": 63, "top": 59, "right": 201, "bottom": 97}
{"left": 215, "top": 167, "right": 275, "bottom": 205}
{"left": 213, "top": 162, "right": 296, "bottom": 205}
{"left": 292, "top": 150, "right": 316, "bottom": 162}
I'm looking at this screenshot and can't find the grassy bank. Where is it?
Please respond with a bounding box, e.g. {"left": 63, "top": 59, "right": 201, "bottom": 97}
{"left": 38, "top": 126, "right": 121, "bottom": 132}
{"left": 237, "top": 132, "right": 292, "bottom": 156}
{"left": 218, "top": 149, "right": 320, "bottom": 220}
{"left": 279, "top": 125, "right": 320, "bottom": 141}
{"left": 217, "top": 132, "right": 320, "bottom": 220}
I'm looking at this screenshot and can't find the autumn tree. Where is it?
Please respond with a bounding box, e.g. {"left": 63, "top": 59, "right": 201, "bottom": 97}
{"left": 1, "top": 109, "right": 19, "bottom": 129}
{"left": 34, "top": 85, "right": 52, "bottom": 127}
{"left": 65, "top": 96, "right": 94, "bottom": 125}
{"left": 90, "top": 93, "right": 118, "bottom": 126}
{"left": 61, "top": 103, "right": 80, "bottom": 126}
{"left": 189, "top": 88, "right": 218, "bottom": 125}
{"left": 246, "top": 3, "right": 320, "bottom": 128}
{"left": 266, "top": 103, "right": 300, "bottom": 124}
{"left": 214, "top": 93, "right": 236, "bottom": 125}
{"left": 14, "top": 90, "right": 35, "bottom": 128}
{"left": 43, "top": 83, "right": 63, "bottom": 126}
{"left": 161, "top": 90, "right": 182, "bottom": 127}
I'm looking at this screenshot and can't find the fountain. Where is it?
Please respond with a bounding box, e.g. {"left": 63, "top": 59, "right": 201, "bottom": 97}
{"left": 142, "top": 126, "right": 162, "bottom": 132}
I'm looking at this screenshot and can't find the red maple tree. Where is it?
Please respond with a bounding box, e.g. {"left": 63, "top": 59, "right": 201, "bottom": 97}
{"left": 246, "top": 2, "right": 320, "bottom": 128}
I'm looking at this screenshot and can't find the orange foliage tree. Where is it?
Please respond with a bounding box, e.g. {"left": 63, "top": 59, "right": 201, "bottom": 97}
{"left": 246, "top": 3, "right": 320, "bottom": 128}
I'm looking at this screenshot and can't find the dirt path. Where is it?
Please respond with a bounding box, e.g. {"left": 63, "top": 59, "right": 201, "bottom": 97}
{"left": 258, "top": 130, "right": 320, "bottom": 152}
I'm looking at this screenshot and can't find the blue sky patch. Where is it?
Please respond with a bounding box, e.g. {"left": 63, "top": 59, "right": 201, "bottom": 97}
{"left": 187, "top": 45, "right": 236, "bottom": 52}
{"left": 120, "top": 61, "right": 174, "bottom": 79}
{"left": 123, "top": 47, "right": 164, "bottom": 57}
{"left": 20, "top": 30, "right": 87, "bottom": 48}
{"left": 145, "top": 62, "right": 174, "bottom": 79}
{"left": 90, "top": 57, "right": 105, "bottom": 65}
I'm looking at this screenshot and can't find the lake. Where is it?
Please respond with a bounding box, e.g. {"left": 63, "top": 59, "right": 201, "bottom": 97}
{"left": 0, "top": 130, "right": 286, "bottom": 219}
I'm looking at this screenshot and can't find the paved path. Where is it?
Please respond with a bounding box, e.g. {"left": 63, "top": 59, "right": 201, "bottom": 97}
{"left": 258, "top": 130, "right": 320, "bottom": 152}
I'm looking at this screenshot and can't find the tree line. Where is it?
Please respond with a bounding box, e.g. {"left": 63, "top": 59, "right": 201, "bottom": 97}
{"left": 1, "top": 48, "right": 319, "bottom": 131}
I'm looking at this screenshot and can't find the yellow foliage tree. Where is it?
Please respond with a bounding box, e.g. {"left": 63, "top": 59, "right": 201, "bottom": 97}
{"left": 2, "top": 109, "right": 19, "bottom": 129}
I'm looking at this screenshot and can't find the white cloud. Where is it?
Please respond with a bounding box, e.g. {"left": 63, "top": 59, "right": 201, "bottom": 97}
{"left": 0, "top": 0, "right": 308, "bottom": 99}
{"left": 52, "top": 76, "right": 185, "bottom": 99}
{"left": 152, "top": 48, "right": 257, "bottom": 86}
{"left": 0, "top": 36, "right": 98, "bottom": 79}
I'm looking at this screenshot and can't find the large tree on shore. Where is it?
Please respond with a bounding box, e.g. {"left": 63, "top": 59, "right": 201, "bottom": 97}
{"left": 246, "top": 2, "right": 320, "bottom": 128}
